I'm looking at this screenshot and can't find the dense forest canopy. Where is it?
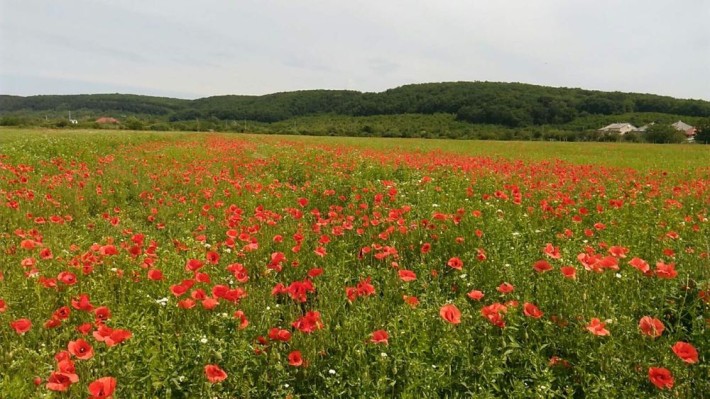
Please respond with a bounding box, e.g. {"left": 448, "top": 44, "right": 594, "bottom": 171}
{"left": 2, "top": 82, "right": 709, "bottom": 127}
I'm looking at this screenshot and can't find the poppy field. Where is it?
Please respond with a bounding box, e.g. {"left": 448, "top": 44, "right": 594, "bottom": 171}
{"left": 0, "top": 130, "right": 708, "bottom": 398}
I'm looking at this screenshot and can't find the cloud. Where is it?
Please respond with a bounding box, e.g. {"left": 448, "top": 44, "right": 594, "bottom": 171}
{"left": 1, "top": 0, "right": 708, "bottom": 99}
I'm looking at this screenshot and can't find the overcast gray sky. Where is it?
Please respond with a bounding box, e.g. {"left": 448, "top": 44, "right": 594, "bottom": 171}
{"left": 1, "top": 0, "right": 708, "bottom": 99}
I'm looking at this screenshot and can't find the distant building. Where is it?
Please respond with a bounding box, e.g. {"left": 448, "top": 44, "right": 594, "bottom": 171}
{"left": 95, "top": 117, "right": 119, "bottom": 124}
{"left": 598, "top": 123, "right": 638, "bottom": 135}
{"left": 671, "top": 120, "right": 696, "bottom": 137}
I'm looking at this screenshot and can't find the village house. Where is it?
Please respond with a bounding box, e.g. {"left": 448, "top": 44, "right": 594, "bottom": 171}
{"left": 598, "top": 123, "right": 638, "bottom": 135}
{"left": 671, "top": 120, "right": 697, "bottom": 138}
{"left": 95, "top": 117, "right": 119, "bottom": 124}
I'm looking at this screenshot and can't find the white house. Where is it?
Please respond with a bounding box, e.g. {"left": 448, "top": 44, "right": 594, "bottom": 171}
{"left": 598, "top": 123, "right": 638, "bottom": 135}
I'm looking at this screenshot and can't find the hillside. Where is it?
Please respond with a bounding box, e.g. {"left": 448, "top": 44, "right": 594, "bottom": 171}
{"left": 2, "top": 82, "right": 709, "bottom": 141}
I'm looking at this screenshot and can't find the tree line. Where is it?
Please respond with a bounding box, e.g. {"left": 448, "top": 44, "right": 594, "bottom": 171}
{"left": 2, "top": 82, "right": 709, "bottom": 142}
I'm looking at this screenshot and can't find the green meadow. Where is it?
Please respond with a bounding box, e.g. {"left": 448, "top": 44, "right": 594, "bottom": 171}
{"left": 0, "top": 129, "right": 707, "bottom": 398}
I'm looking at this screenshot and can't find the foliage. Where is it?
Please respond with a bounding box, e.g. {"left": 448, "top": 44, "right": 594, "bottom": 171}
{"left": 2, "top": 82, "right": 709, "bottom": 131}
{"left": 694, "top": 119, "right": 710, "bottom": 144}
{"left": 122, "top": 117, "right": 145, "bottom": 131}
{"left": 644, "top": 124, "right": 687, "bottom": 144}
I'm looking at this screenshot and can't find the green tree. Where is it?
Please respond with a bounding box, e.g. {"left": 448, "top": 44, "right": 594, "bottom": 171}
{"left": 694, "top": 120, "right": 710, "bottom": 144}
{"left": 644, "top": 124, "right": 686, "bottom": 144}
{"left": 123, "top": 117, "right": 145, "bottom": 130}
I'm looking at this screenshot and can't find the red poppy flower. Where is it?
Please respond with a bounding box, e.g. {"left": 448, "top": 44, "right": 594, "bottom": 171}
{"left": 665, "top": 231, "right": 680, "bottom": 240}
{"left": 608, "top": 246, "right": 629, "bottom": 258}
{"left": 57, "top": 271, "right": 77, "bottom": 285}
{"left": 439, "top": 304, "right": 461, "bottom": 324}
{"left": 20, "top": 239, "right": 38, "bottom": 250}
{"left": 206, "top": 250, "right": 220, "bottom": 265}
{"left": 105, "top": 329, "right": 132, "bottom": 347}
{"left": 170, "top": 284, "right": 188, "bottom": 297}
{"left": 94, "top": 306, "right": 111, "bottom": 323}
{"left": 447, "top": 257, "right": 463, "bottom": 270}
{"left": 68, "top": 338, "right": 94, "bottom": 360}
{"left": 586, "top": 318, "right": 610, "bottom": 336}
{"left": 10, "top": 318, "right": 32, "bottom": 335}
{"left": 671, "top": 341, "right": 698, "bottom": 364}
{"left": 71, "top": 294, "right": 94, "bottom": 311}
{"left": 288, "top": 350, "right": 304, "bottom": 367}
{"left": 597, "top": 256, "right": 619, "bottom": 271}
{"left": 638, "top": 316, "right": 664, "bottom": 338}
{"left": 628, "top": 257, "right": 650, "bottom": 273}
{"left": 286, "top": 279, "right": 315, "bottom": 303}
{"left": 93, "top": 325, "right": 113, "bottom": 342}
{"left": 57, "top": 359, "right": 76, "bottom": 375}
{"left": 655, "top": 262, "right": 677, "bottom": 279}
{"left": 523, "top": 302, "right": 543, "bottom": 319}
{"left": 55, "top": 350, "right": 71, "bottom": 362}
{"left": 185, "top": 259, "right": 204, "bottom": 272}
{"left": 307, "top": 268, "right": 323, "bottom": 278}
{"left": 476, "top": 248, "right": 486, "bottom": 261}
{"left": 467, "top": 290, "right": 484, "bottom": 301}
{"left": 314, "top": 246, "right": 327, "bottom": 257}
{"left": 44, "top": 317, "right": 62, "bottom": 329}
{"left": 147, "top": 269, "right": 163, "bottom": 281}
{"left": 648, "top": 367, "right": 674, "bottom": 390}
{"left": 402, "top": 295, "right": 419, "bottom": 308}
{"left": 481, "top": 303, "right": 507, "bottom": 328}
{"left": 356, "top": 277, "right": 376, "bottom": 297}
{"left": 234, "top": 310, "right": 249, "bottom": 329}
{"left": 46, "top": 371, "right": 79, "bottom": 392}
{"left": 370, "top": 329, "right": 389, "bottom": 345}
{"left": 191, "top": 289, "right": 207, "bottom": 301}
{"left": 497, "top": 282, "right": 514, "bottom": 294}
{"left": 543, "top": 243, "right": 561, "bottom": 259}
{"left": 178, "top": 299, "right": 195, "bottom": 309}
{"left": 99, "top": 244, "right": 118, "bottom": 256}
{"left": 420, "top": 243, "right": 431, "bottom": 254}
{"left": 268, "top": 328, "right": 292, "bottom": 342}
{"left": 88, "top": 376, "right": 117, "bottom": 399}
{"left": 292, "top": 311, "right": 324, "bottom": 333}
{"left": 0, "top": 299, "right": 6, "bottom": 313}
{"left": 195, "top": 272, "right": 210, "bottom": 283}
{"left": 93, "top": 325, "right": 132, "bottom": 347}
{"left": 201, "top": 297, "right": 219, "bottom": 310}
{"left": 53, "top": 306, "right": 71, "bottom": 320}
{"left": 204, "top": 364, "right": 227, "bottom": 383}
{"left": 226, "top": 263, "right": 250, "bottom": 283}
{"left": 533, "top": 260, "right": 553, "bottom": 273}
{"left": 560, "top": 266, "right": 576, "bottom": 279}
{"left": 398, "top": 270, "right": 417, "bottom": 282}
{"left": 345, "top": 286, "right": 358, "bottom": 302}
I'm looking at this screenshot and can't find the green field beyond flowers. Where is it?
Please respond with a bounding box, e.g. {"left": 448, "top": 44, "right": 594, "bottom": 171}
{"left": 0, "top": 129, "right": 708, "bottom": 398}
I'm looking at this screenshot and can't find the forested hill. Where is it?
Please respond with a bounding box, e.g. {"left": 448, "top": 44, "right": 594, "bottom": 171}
{"left": 0, "top": 94, "right": 188, "bottom": 116}
{"left": 2, "top": 82, "right": 710, "bottom": 128}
